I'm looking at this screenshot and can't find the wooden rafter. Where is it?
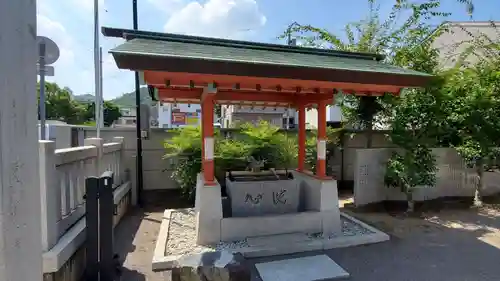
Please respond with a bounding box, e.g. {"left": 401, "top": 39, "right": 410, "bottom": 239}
{"left": 145, "top": 71, "right": 403, "bottom": 95}
{"left": 157, "top": 87, "right": 333, "bottom": 106}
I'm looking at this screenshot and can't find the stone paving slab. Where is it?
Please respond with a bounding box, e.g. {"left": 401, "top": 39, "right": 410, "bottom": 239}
{"left": 255, "top": 255, "right": 349, "bottom": 281}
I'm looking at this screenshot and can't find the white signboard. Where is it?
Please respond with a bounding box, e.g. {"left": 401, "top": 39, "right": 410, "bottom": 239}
{"left": 36, "top": 64, "right": 54, "bottom": 76}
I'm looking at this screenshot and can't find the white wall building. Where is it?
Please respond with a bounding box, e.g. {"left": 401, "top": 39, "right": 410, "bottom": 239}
{"left": 157, "top": 102, "right": 202, "bottom": 129}
{"left": 304, "top": 104, "right": 343, "bottom": 129}
{"left": 220, "top": 105, "right": 298, "bottom": 129}
{"left": 114, "top": 106, "right": 137, "bottom": 127}
{"left": 431, "top": 21, "right": 500, "bottom": 69}
{"left": 38, "top": 120, "right": 87, "bottom": 149}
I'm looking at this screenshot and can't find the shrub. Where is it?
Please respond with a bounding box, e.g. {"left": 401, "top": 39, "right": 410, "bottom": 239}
{"left": 163, "top": 127, "right": 203, "bottom": 200}
{"left": 164, "top": 121, "right": 340, "bottom": 199}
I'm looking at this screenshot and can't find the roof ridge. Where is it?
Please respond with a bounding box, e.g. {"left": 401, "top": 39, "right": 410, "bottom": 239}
{"left": 102, "top": 27, "right": 385, "bottom": 61}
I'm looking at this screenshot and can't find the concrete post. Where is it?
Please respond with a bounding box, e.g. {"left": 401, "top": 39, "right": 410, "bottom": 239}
{"left": 84, "top": 138, "right": 104, "bottom": 176}
{"left": 112, "top": 136, "right": 125, "bottom": 184}
{"left": 0, "top": 1, "right": 43, "bottom": 280}
{"left": 39, "top": 141, "right": 61, "bottom": 251}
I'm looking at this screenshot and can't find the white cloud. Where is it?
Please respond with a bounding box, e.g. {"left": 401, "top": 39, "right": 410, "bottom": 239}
{"left": 160, "top": 0, "right": 267, "bottom": 39}
{"left": 148, "top": 0, "right": 187, "bottom": 15}
{"left": 37, "top": 0, "right": 52, "bottom": 16}
{"left": 37, "top": 14, "right": 75, "bottom": 66}
{"left": 73, "top": 0, "right": 106, "bottom": 12}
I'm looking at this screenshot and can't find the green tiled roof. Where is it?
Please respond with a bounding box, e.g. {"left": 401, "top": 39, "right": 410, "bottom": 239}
{"left": 110, "top": 38, "right": 431, "bottom": 78}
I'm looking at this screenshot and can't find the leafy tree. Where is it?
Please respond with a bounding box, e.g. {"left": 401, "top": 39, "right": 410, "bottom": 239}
{"left": 384, "top": 84, "right": 444, "bottom": 212}
{"left": 444, "top": 60, "right": 500, "bottom": 206}
{"left": 436, "top": 21, "right": 500, "bottom": 206}
{"left": 455, "top": 0, "right": 474, "bottom": 16}
{"left": 382, "top": 23, "right": 447, "bottom": 213}
{"left": 37, "top": 82, "right": 87, "bottom": 124}
{"left": 281, "top": 0, "right": 450, "bottom": 146}
{"left": 83, "top": 101, "right": 123, "bottom": 126}
{"left": 394, "top": 0, "right": 474, "bottom": 16}
{"left": 37, "top": 81, "right": 123, "bottom": 126}
{"left": 103, "top": 102, "right": 122, "bottom": 126}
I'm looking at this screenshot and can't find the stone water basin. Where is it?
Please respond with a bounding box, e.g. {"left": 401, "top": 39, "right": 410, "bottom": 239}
{"left": 225, "top": 171, "right": 300, "bottom": 217}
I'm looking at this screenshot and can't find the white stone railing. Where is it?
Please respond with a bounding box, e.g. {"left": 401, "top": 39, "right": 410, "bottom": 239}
{"left": 102, "top": 142, "right": 123, "bottom": 187}
{"left": 39, "top": 137, "right": 131, "bottom": 275}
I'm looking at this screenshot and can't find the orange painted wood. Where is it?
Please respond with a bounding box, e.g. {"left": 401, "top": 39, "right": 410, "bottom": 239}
{"left": 158, "top": 88, "right": 202, "bottom": 100}
{"left": 203, "top": 161, "right": 215, "bottom": 185}
{"left": 144, "top": 71, "right": 403, "bottom": 94}
{"left": 157, "top": 87, "right": 333, "bottom": 105}
{"left": 201, "top": 95, "right": 215, "bottom": 184}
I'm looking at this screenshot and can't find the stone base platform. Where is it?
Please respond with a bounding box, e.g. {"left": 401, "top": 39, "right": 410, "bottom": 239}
{"left": 152, "top": 209, "right": 389, "bottom": 271}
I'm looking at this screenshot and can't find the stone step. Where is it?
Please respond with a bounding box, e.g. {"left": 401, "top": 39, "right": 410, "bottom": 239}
{"left": 247, "top": 232, "right": 313, "bottom": 247}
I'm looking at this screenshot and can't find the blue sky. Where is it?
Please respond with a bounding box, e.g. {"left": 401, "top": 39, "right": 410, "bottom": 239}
{"left": 37, "top": 0, "right": 500, "bottom": 100}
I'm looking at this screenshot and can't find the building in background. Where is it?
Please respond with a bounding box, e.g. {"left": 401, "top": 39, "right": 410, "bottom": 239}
{"left": 114, "top": 106, "right": 137, "bottom": 127}
{"left": 220, "top": 105, "right": 298, "bottom": 129}
{"left": 304, "top": 105, "right": 343, "bottom": 129}
{"left": 38, "top": 120, "right": 87, "bottom": 148}
{"left": 154, "top": 102, "right": 342, "bottom": 129}
{"left": 157, "top": 102, "right": 202, "bottom": 128}
{"left": 431, "top": 21, "right": 500, "bottom": 69}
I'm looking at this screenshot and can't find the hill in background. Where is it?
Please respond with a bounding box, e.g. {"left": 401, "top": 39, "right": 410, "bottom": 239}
{"left": 109, "top": 87, "right": 152, "bottom": 107}
{"left": 73, "top": 93, "right": 95, "bottom": 103}
{"left": 73, "top": 87, "right": 153, "bottom": 107}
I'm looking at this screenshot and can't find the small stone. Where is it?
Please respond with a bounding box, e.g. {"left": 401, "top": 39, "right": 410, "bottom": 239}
{"left": 171, "top": 251, "right": 251, "bottom": 281}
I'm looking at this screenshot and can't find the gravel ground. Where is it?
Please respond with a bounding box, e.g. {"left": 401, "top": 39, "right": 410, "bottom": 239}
{"left": 166, "top": 209, "right": 214, "bottom": 255}
{"left": 167, "top": 209, "right": 250, "bottom": 255}
{"left": 167, "top": 208, "right": 373, "bottom": 256}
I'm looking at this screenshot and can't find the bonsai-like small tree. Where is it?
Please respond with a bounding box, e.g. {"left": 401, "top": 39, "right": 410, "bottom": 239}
{"left": 384, "top": 147, "right": 437, "bottom": 212}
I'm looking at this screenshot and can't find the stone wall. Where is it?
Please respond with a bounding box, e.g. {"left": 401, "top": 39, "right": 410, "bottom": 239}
{"left": 83, "top": 128, "right": 180, "bottom": 200}
{"left": 353, "top": 148, "right": 500, "bottom": 206}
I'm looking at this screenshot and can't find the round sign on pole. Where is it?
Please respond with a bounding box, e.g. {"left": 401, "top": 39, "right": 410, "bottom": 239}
{"left": 36, "top": 36, "right": 60, "bottom": 65}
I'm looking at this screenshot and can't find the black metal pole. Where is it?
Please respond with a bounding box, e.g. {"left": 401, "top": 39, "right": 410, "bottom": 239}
{"left": 84, "top": 177, "right": 99, "bottom": 281}
{"left": 133, "top": 0, "right": 144, "bottom": 207}
{"left": 99, "top": 172, "right": 115, "bottom": 281}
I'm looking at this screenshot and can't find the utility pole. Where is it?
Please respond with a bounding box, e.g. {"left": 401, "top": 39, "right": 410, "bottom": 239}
{"left": 99, "top": 47, "right": 104, "bottom": 127}
{"left": 133, "top": 0, "right": 144, "bottom": 206}
{"left": 285, "top": 22, "right": 299, "bottom": 130}
{"left": 94, "top": 0, "right": 102, "bottom": 137}
{"left": 0, "top": 1, "right": 43, "bottom": 281}
{"left": 39, "top": 42, "right": 47, "bottom": 139}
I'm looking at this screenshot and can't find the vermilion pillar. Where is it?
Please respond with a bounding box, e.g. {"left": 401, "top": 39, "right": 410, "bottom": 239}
{"left": 201, "top": 94, "right": 215, "bottom": 185}
{"left": 316, "top": 100, "right": 327, "bottom": 178}
{"left": 297, "top": 102, "right": 306, "bottom": 172}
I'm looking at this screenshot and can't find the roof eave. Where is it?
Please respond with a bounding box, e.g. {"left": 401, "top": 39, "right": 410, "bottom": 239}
{"left": 110, "top": 52, "right": 432, "bottom": 89}
{"left": 103, "top": 26, "right": 386, "bottom": 61}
